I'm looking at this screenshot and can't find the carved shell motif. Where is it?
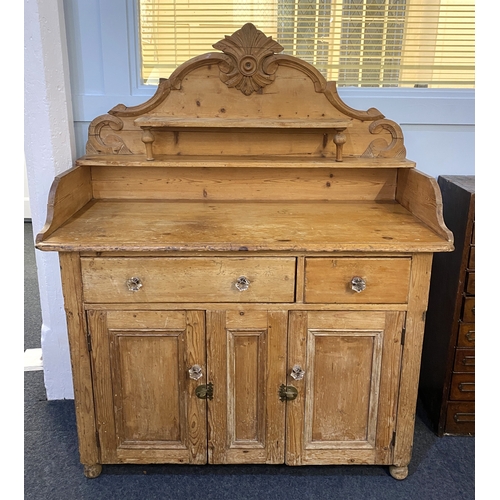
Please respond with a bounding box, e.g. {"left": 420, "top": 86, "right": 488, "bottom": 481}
{"left": 213, "top": 23, "right": 284, "bottom": 96}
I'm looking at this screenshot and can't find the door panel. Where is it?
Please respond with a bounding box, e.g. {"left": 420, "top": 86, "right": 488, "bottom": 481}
{"left": 88, "top": 309, "right": 207, "bottom": 464}
{"left": 286, "top": 310, "right": 404, "bottom": 465}
{"left": 207, "top": 309, "right": 287, "bottom": 464}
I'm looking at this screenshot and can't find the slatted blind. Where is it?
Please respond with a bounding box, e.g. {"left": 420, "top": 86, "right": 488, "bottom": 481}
{"left": 138, "top": 0, "right": 474, "bottom": 88}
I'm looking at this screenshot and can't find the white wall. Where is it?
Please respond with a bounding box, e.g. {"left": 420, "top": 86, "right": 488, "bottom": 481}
{"left": 27, "top": 0, "right": 475, "bottom": 399}
{"left": 25, "top": 0, "right": 77, "bottom": 399}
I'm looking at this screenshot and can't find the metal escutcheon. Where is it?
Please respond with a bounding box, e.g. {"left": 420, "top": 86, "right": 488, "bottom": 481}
{"left": 351, "top": 276, "right": 366, "bottom": 293}
{"left": 189, "top": 364, "right": 203, "bottom": 380}
{"left": 290, "top": 364, "right": 305, "bottom": 381}
{"left": 279, "top": 384, "right": 298, "bottom": 402}
{"left": 126, "top": 277, "right": 143, "bottom": 292}
{"left": 235, "top": 276, "right": 250, "bottom": 291}
{"left": 195, "top": 383, "right": 213, "bottom": 400}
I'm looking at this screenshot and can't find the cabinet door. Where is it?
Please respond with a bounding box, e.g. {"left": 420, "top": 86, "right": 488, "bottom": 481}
{"left": 207, "top": 310, "right": 287, "bottom": 464}
{"left": 286, "top": 310, "right": 405, "bottom": 465}
{"left": 87, "top": 310, "right": 207, "bottom": 464}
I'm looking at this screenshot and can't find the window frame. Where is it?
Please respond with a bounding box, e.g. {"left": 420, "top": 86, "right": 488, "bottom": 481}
{"left": 127, "top": 0, "right": 474, "bottom": 126}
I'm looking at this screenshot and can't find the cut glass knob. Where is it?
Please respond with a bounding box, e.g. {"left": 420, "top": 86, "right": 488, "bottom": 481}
{"left": 189, "top": 364, "right": 203, "bottom": 380}
{"left": 291, "top": 365, "right": 305, "bottom": 380}
{"left": 235, "top": 276, "right": 250, "bottom": 291}
{"left": 126, "top": 277, "right": 143, "bottom": 292}
{"left": 351, "top": 276, "right": 366, "bottom": 293}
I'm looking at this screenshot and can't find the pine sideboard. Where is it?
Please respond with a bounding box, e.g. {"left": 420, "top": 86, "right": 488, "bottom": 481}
{"left": 36, "top": 24, "right": 453, "bottom": 479}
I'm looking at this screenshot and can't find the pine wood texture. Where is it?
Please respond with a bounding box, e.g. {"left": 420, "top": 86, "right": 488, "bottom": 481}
{"left": 37, "top": 200, "right": 451, "bottom": 253}
{"left": 286, "top": 311, "right": 404, "bottom": 465}
{"left": 88, "top": 310, "right": 207, "bottom": 464}
{"left": 80, "top": 257, "right": 295, "bottom": 303}
{"left": 58, "top": 252, "right": 99, "bottom": 469}
{"left": 207, "top": 310, "right": 287, "bottom": 464}
{"left": 34, "top": 24, "right": 454, "bottom": 478}
{"left": 304, "top": 257, "right": 411, "bottom": 303}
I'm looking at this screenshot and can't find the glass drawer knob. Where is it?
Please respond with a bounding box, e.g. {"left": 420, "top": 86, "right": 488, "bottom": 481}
{"left": 235, "top": 276, "right": 250, "bottom": 291}
{"left": 351, "top": 276, "right": 366, "bottom": 293}
{"left": 126, "top": 277, "right": 143, "bottom": 292}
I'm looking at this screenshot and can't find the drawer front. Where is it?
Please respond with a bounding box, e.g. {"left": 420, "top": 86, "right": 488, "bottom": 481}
{"left": 465, "top": 271, "right": 475, "bottom": 295}
{"left": 468, "top": 246, "right": 475, "bottom": 270}
{"left": 462, "top": 297, "right": 475, "bottom": 323}
{"left": 445, "top": 402, "right": 475, "bottom": 435}
{"left": 449, "top": 373, "right": 475, "bottom": 401}
{"left": 453, "top": 348, "right": 475, "bottom": 373}
{"left": 81, "top": 257, "right": 296, "bottom": 303}
{"left": 457, "top": 323, "right": 475, "bottom": 348}
{"left": 304, "top": 257, "right": 411, "bottom": 304}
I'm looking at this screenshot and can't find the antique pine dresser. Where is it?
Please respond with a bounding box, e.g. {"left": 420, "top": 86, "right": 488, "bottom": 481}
{"left": 36, "top": 24, "right": 453, "bottom": 479}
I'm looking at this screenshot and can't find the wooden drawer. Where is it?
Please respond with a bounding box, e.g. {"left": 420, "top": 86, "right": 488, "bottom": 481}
{"left": 465, "top": 271, "right": 475, "bottom": 295}
{"left": 457, "top": 323, "right": 475, "bottom": 348}
{"left": 453, "top": 348, "right": 475, "bottom": 373}
{"left": 462, "top": 297, "right": 475, "bottom": 323}
{"left": 468, "top": 245, "right": 475, "bottom": 270}
{"left": 445, "top": 402, "right": 475, "bottom": 435}
{"left": 81, "top": 257, "right": 296, "bottom": 303}
{"left": 449, "top": 373, "right": 475, "bottom": 401}
{"left": 304, "top": 257, "right": 411, "bottom": 304}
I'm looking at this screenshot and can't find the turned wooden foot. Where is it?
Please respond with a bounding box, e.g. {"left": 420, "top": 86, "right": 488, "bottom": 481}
{"left": 389, "top": 465, "right": 408, "bottom": 480}
{"left": 83, "top": 463, "right": 102, "bottom": 478}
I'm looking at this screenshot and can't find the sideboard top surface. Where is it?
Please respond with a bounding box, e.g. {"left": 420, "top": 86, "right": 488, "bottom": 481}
{"left": 37, "top": 199, "right": 451, "bottom": 253}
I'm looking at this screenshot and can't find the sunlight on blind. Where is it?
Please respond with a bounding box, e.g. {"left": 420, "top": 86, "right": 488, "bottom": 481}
{"left": 139, "top": 0, "right": 474, "bottom": 88}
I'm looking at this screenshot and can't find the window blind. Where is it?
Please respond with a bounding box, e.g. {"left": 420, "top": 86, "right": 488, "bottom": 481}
{"left": 138, "top": 0, "right": 474, "bottom": 88}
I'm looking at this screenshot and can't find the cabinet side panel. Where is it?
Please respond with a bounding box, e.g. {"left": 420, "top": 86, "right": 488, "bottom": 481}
{"left": 393, "top": 253, "right": 433, "bottom": 467}
{"left": 59, "top": 252, "right": 99, "bottom": 467}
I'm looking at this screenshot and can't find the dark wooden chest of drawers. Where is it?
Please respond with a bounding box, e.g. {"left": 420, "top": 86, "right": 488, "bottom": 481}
{"left": 419, "top": 175, "right": 475, "bottom": 436}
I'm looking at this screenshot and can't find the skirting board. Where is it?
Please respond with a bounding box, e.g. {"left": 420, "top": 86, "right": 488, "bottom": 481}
{"left": 24, "top": 348, "right": 43, "bottom": 371}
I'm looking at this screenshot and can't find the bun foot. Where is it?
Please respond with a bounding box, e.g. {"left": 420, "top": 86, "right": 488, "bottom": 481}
{"left": 83, "top": 463, "right": 102, "bottom": 478}
{"left": 389, "top": 465, "right": 408, "bottom": 480}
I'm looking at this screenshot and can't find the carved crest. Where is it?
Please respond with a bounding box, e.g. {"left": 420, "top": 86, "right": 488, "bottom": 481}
{"left": 213, "top": 23, "right": 284, "bottom": 96}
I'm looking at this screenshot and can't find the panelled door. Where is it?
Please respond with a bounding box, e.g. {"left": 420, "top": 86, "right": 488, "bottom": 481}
{"left": 87, "top": 309, "right": 207, "bottom": 464}
{"left": 206, "top": 309, "right": 288, "bottom": 464}
{"left": 286, "top": 310, "right": 405, "bottom": 465}
{"left": 88, "top": 308, "right": 403, "bottom": 466}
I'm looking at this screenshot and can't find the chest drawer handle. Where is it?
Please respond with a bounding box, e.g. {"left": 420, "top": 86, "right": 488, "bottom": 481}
{"left": 351, "top": 276, "right": 366, "bottom": 293}
{"left": 465, "top": 330, "right": 475, "bottom": 342}
{"left": 462, "top": 356, "right": 475, "bottom": 366}
{"left": 458, "top": 382, "right": 475, "bottom": 393}
{"left": 126, "top": 277, "right": 143, "bottom": 292}
{"left": 235, "top": 276, "right": 251, "bottom": 291}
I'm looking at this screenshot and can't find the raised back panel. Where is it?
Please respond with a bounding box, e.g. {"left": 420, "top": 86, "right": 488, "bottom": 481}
{"left": 86, "top": 23, "right": 407, "bottom": 163}
{"left": 90, "top": 167, "right": 397, "bottom": 201}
